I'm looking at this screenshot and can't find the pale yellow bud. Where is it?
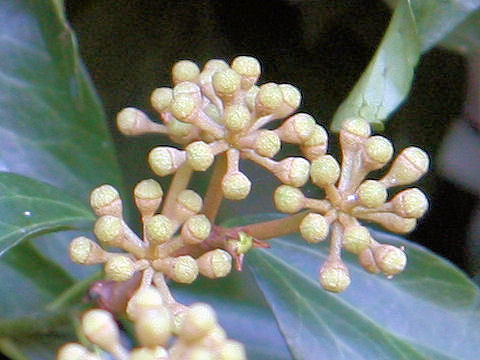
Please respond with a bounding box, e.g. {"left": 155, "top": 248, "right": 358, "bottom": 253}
{"left": 135, "top": 308, "right": 172, "bottom": 347}
{"left": 219, "top": 340, "right": 247, "bottom": 360}
{"left": 104, "top": 255, "right": 136, "bottom": 282}
{"left": 256, "top": 82, "right": 283, "bottom": 113}
{"left": 274, "top": 157, "right": 310, "bottom": 187}
{"left": 56, "top": 343, "right": 100, "bottom": 360}
{"left": 90, "top": 184, "right": 122, "bottom": 217}
{"left": 145, "top": 215, "right": 173, "bottom": 244}
{"left": 391, "top": 188, "right": 428, "bottom": 218}
{"left": 172, "top": 60, "right": 200, "bottom": 84}
{"left": 319, "top": 259, "right": 351, "bottom": 292}
{"left": 301, "top": 124, "right": 328, "bottom": 160}
{"left": 173, "top": 81, "right": 202, "bottom": 99}
{"left": 196, "top": 325, "right": 227, "bottom": 349}
{"left": 148, "top": 146, "right": 186, "bottom": 177}
{"left": 69, "top": 236, "right": 108, "bottom": 265}
{"left": 358, "top": 247, "right": 380, "bottom": 273}
{"left": 181, "top": 214, "right": 211, "bottom": 244}
{"left": 381, "top": 147, "right": 429, "bottom": 187}
{"left": 179, "top": 303, "right": 217, "bottom": 342}
{"left": 153, "top": 256, "right": 199, "bottom": 284}
{"left": 130, "top": 346, "right": 168, "bottom": 360}
{"left": 299, "top": 213, "right": 329, "bottom": 243}
{"left": 356, "top": 211, "right": 417, "bottom": 234}
{"left": 81, "top": 309, "right": 122, "bottom": 354}
{"left": 342, "top": 225, "right": 371, "bottom": 254}
{"left": 273, "top": 185, "right": 304, "bottom": 213}
{"left": 196, "top": 249, "right": 232, "bottom": 279}
{"left": 212, "top": 69, "right": 241, "bottom": 97}
{"left": 150, "top": 87, "right": 173, "bottom": 113}
{"left": 224, "top": 104, "right": 251, "bottom": 132}
{"left": 254, "top": 130, "right": 281, "bottom": 157}
{"left": 276, "top": 113, "right": 315, "bottom": 143}
{"left": 126, "top": 286, "right": 164, "bottom": 321}
{"left": 279, "top": 84, "right": 302, "bottom": 111}
{"left": 167, "top": 118, "right": 194, "bottom": 138}
{"left": 310, "top": 155, "right": 340, "bottom": 187}
{"left": 171, "top": 93, "right": 197, "bottom": 121}
{"left": 245, "top": 85, "right": 259, "bottom": 111}
{"left": 177, "top": 190, "right": 203, "bottom": 214}
{"left": 116, "top": 107, "right": 155, "bottom": 136}
{"left": 357, "top": 180, "right": 387, "bottom": 208}
{"left": 341, "top": 117, "right": 371, "bottom": 138}
{"left": 364, "top": 136, "right": 393, "bottom": 165}
{"left": 186, "top": 141, "right": 214, "bottom": 171}
{"left": 183, "top": 347, "right": 215, "bottom": 360}
{"left": 231, "top": 56, "right": 261, "bottom": 89}
{"left": 134, "top": 179, "right": 163, "bottom": 216}
{"left": 93, "top": 215, "right": 123, "bottom": 246}
{"left": 222, "top": 172, "right": 252, "bottom": 200}
{"left": 373, "top": 244, "right": 407, "bottom": 276}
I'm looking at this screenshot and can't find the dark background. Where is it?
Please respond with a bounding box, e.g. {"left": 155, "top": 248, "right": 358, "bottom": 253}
{"left": 64, "top": 0, "right": 478, "bottom": 275}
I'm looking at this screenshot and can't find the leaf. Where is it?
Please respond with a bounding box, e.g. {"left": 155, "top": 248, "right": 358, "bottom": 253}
{"left": 242, "top": 215, "right": 480, "bottom": 360}
{"left": 440, "top": 10, "right": 480, "bottom": 55}
{"left": 331, "top": 0, "right": 480, "bottom": 131}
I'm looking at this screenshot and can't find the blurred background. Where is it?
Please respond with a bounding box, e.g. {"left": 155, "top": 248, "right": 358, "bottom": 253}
{"left": 65, "top": 0, "right": 479, "bottom": 278}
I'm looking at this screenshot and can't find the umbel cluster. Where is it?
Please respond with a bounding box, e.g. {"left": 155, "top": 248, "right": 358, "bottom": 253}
{"left": 58, "top": 56, "right": 428, "bottom": 360}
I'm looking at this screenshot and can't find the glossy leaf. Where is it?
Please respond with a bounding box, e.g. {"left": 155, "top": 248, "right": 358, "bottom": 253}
{"left": 331, "top": 0, "right": 480, "bottom": 131}
{"left": 243, "top": 215, "right": 480, "bottom": 360}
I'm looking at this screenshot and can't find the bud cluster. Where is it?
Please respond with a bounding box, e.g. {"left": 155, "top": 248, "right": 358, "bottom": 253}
{"left": 116, "top": 56, "right": 326, "bottom": 200}
{"left": 274, "top": 117, "right": 429, "bottom": 292}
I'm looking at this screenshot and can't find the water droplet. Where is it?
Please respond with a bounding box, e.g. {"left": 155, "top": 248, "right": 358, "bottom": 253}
{"left": 386, "top": 275, "right": 393, "bottom": 280}
{"left": 23, "top": 211, "right": 32, "bottom": 217}
{"left": 346, "top": 194, "right": 357, "bottom": 202}
{"left": 19, "top": 228, "right": 26, "bottom": 234}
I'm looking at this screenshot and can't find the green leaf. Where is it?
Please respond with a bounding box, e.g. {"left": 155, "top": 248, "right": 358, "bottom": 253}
{"left": 331, "top": 0, "right": 480, "bottom": 131}
{"left": 440, "top": 10, "right": 480, "bottom": 55}
{"left": 243, "top": 215, "right": 480, "bottom": 359}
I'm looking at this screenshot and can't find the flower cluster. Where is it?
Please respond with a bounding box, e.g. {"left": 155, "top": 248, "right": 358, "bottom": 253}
{"left": 116, "top": 56, "right": 326, "bottom": 200}
{"left": 274, "top": 118, "right": 429, "bottom": 292}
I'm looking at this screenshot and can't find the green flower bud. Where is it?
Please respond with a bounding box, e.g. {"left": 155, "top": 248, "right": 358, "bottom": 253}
{"left": 299, "top": 213, "right": 329, "bottom": 243}
{"left": 182, "top": 214, "right": 212, "bottom": 244}
{"left": 357, "top": 180, "right": 387, "bottom": 208}
{"left": 172, "top": 60, "right": 200, "bottom": 84}
{"left": 135, "top": 308, "right": 172, "bottom": 347}
{"left": 130, "top": 346, "right": 168, "bottom": 360}
{"left": 126, "top": 286, "right": 165, "bottom": 321}
{"left": 319, "top": 259, "right": 351, "bottom": 293}
{"left": 279, "top": 84, "right": 302, "bottom": 110}
{"left": 69, "top": 236, "right": 107, "bottom": 265}
{"left": 256, "top": 82, "right": 283, "bottom": 113}
{"left": 373, "top": 244, "right": 407, "bottom": 276}
{"left": 341, "top": 117, "right": 371, "bottom": 138}
{"left": 93, "top": 215, "right": 123, "bottom": 246}
{"left": 254, "top": 130, "right": 281, "bottom": 158}
{"left": 381, "top": 146, "right": 429, "bottom": 187}
{"left": 186, "top": 141, "right": 214, "bottom": 171}
{"left": 391, "top": 188, "right": 428, "bottom": 218}
{"left": 342, "top": 225, "right": 371, "bottom": 254}
{"left": 276, "top": 113, "right": 315, "bottom": 143}
{"left": 364, "top": 136, "right": 393, "bottom": 164}
{"left": 150, "top": 87, "right": 173, "bottom": 113}
{"left": 212, "top": 69, "right": 241, "bottom": 96}
{"left": 171, "top": 93, "right": 197, "bottom": 121}
{"left": 231, "top": 56, "right": 261, "bottom": 79}
{"left": 148, "top": 146, "right": 185, "bottom": 177}
{"left": 197, "top": 249, "right": 232, "bottom": 279}
{"left": 179, "top": 303, "right": 217, "bottom": 342}
{"left": 224, "top": 104, "right": 251, "bottom": 132}
{"left": 90, "top": 184, "right": 121, "bottom": 217}
{"left": 177, "top": 190, "right": 203, "bottom": 214}
{"left": 310, "top": 155, "right": 340, "bottom": 187}
{"left": 274, "top": 157, "right": 310, "bottom": 187}
{"left": 104, "top": 255, "right": 136, "bottom": 282}
{"left": 273, "top": 185, "right": 304, "bottom": 213}
{"left": 146, "top": 215, "right": 173, "bottom": 244}
{"left": 82, "top": 309, "right": 122, "bottom": 354}
{"left": 172, "top": 256, "right": 199, "bottom": 283}
{"left": 219, "top": 340, "right": 247, "bottom": 360}
{"left": 222, "top": 172, "right": 252, "bottom": 200}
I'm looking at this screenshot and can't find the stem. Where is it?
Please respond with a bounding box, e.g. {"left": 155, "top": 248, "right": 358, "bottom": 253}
{"left": 162, "top": 163, "right": 193, "bottom": 217}
{"left": 329, "top": 221, "right": 343, "bottom": 259}
{"left": 46, "top": 271, "right": 103, "bottom": 312}
{"left": 0, "top": 338, "right": 29, "bottom": 360}
{"left": 239, "top": 212, "right": 308, "bottom": 240}
{"left": 202, "top": 153, "right": 227, "bottom": 222}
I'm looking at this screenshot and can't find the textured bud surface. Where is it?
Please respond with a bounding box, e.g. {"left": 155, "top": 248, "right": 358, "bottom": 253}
{"left": 93, "top": 215, "right": 123, "bottom": 245}
{"left": 299, "top": 213, "right": 329, "bottom": 243}
{"left": 357, "top": 180, "right": 387, "bottom": 208}
{"left": 373, "top": 245, "right": 407, "bottom": 276}
{"left": 319, "top": 261, "right": 351, "bottom": 292}
{"left": 342, "top": 226, "right": 371, "bottom": 254}
{"left": 224, "top": 104, "right": 251, "bottom": 131}
{"left": 69, "top": 236, "right": 94, "bottom": 264}
{"left": 150, "top": 87, "right": 173, "bottom": 112}
{"left": 255, "top": 130, "right": 281, "bottom": 157}
{"left": 310, "top": 155, "right": 340, "bottom": 187}
{"left": 341, "top": 117, "right": 371, "bottom": 137}
{"left": 185, "top": 214, "right": 211, "bottom": 241}
{"left": 135, "top": 308, "right": 172, "bottom": 347}
{"left": 186, "top": 141, "right": 214, "bottom": 171}
{"left": 393, "top": 188, "right": 428, "bottom": 218}
{"left": 231, "top": 56, "right": 261, "bottom": 78}
{"left": 148, "top": 147, "right": 182, "bottom": 177}
{"left": 146, "top": 215, "right": 173, "bottom": 244}
{"left": 279, "top": 84, "right": 301, "bottom": 109}
{"left": 105, "top": 256, "right": 135, "bottom": 281}
{"left": 212, "top": 69, "right": 241, "bottom": 95}
{"left": 171, "top": 94, "right": 196, "bottom": 120}
{"left": 177, "top": 190, "right": 203, "bottom": 213}
{"left": 173, "top": 256, "right": 199, "bottom": 283}
{"left": 134, "top": 179, "right": 163, "bottom": 200}
{"left": 274, "top": 185, "right": 304, "bottom": 213}
{"left": 365, "top": 136, "right": 393, "bottom": 164}
{"left": 172, "top": 60, "right": 200, "bottom": 83}
{"left": 222, "top": 172, "right": 252, "bottom": 200}
{"left": 90, "top": 185, "right": 120, "bottom": 212}
{"left": 257, "top": 83, "right": 283, "bottom": 111}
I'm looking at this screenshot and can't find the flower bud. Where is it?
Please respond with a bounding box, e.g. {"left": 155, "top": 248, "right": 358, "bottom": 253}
{"left": 134, "top": 179, "right": 164, "bottom": 216}
{"left": 218, "top": 340, "right": 247, "bottom": 360}
{"left": 279, "top": 84, "right": 302, "bottom": 113}
{"left": 381, "top": 146, "right": 429, "bottom": 187}
{"left": 373, "top": 244, "right": 407, "bottom": 276}
{"left": 116, "top": 107, "right": 160, "bottom": 136}
{"left": 181, "top": 214, "right": 211, "bottom": 244}
{"left": 150, "top": 87, "right": 173, "bottom": 113}
{"left": 126, "top": 286, "right": 164, "bottom": 320}
{"left": 196, "top": 249, "right": 232, "bottom": 279}
{"left": 145, "top": 215, "right": 173, "bottom": 244}
{"left": 254, "top": 130, "right": 281, "bottom": 158}
{"left": 244, "top": 85, "right": 259, "bottom": 111}
{"left": 212, "top": 69, "right": 241, "bottom": 98}
{"left": 153, "top": 256, "right": 199, "bottom": 284}
{"left": 183, "top": 347, "right": 215, "bottom": 360}
{"left": 340, "top": 117, "right": 371, "bottom": 147}
{"left": 299, "top": 213, "right": 329, "bottom": 243}
{"left": 172, "top": 60, "right": 200, "bottom": 84}
{"left": 356, "top": 211, "right": 417, "bottom": 234}
{"left": 56, "top": 343, "right": 100, "bottom": 360}
{"left": 231, "top": 56, "right": 261, "bottom": 89}
{"left": 357, "top": 180, "right": 387, "bottom": 208}
{"left": 93, "top": 215, "right": 123, "bottom": 246}
{"left": 222, "top": 172, "right": 252, "bottom": 200}
{"left": 273, "top": 185, "right": 304, "bottom": 213}
{"left": 358, "top": 247, "right": 380, "bottom": 273}
{"left": 364, "top": 135, "right": 393, "bottom": 166}
{"left": 300, "top": 124, "right": 328, "bottom": 160}
{"left": 171, "top": 93, "right": 198, "bottom": 122}
{"left": 167, "top": 118, "right": 194, "bottom": 138}
{"left": 275, "top": 113, "right": 315, "bottom": 144}
{"left": 319, "top": 259, "right": 351, "bottom": 292}
{"left": 70, "top": 236, "right": 108, "bottom": 265}
{"left": 104, "top": 255, "right": 136, "bottom": 282}
{"left": 273, "top": 157, "right": 310, "bottom": 187}
{"left": 255, "top": 82, "right": 283, "bottom": 114}
{"left": 391, "top": 188, "right": 428, "bottom": 218}
{"left": 310, "top": 155, "right": 340, "bottom": 187}
{"left": 179, "top": 303, "right": 217, "bottom": 342}
{"left": 177, "top": 189, "right": 203, "bottom": 215}
{"left": 148, "top": 146, "right": 186, "bottom": 177}
{"left": 90, "top": 184, "right": 122, "bottom": 217}
{"left": 224, "top": 104, "right": 251, "bottom": 132}
{"left": 82, "top": 309, "right": 123, "bottom": 354}
{"left": 130, "top": 347, "right": 168, "bottom": 360}
{"left": 135, "top": 308, "right": 172, "bottom": 347}
{"left": 186, "top": 141, "right": 215, "bottom": 171}
{"left": 342, "top": 225, "right": 371, "bottom": 254}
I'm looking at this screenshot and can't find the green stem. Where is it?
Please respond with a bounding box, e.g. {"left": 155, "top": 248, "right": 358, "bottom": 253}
{"left": 46, "top": 271, "right": 103, "bottom": 312}
{"left": 239, "top": 211, "right": 308, "bottom": 240}
{"left": 0, "top": 338, "right": 29, "bottom": 360}
{"left": 202, "top": 154, "right": 227, "bottom": 222}
{"left": 162, "top": 164, "right": 193, "bottom": 217}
